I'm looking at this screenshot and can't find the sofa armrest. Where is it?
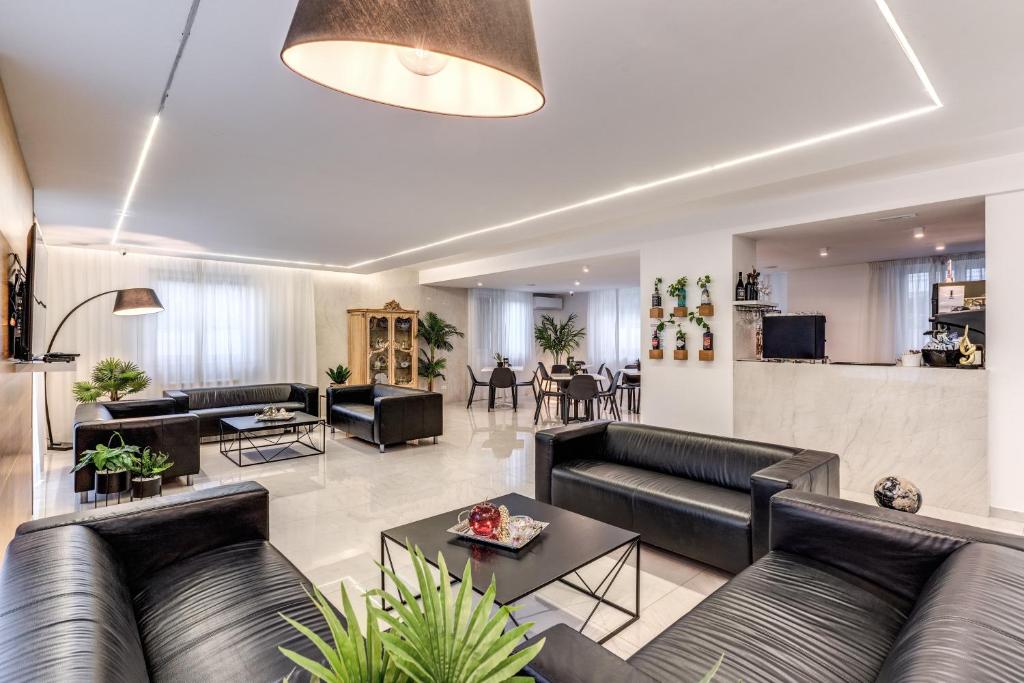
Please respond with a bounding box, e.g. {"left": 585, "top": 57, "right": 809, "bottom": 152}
{"left": 290, "top": 383, "right": 320, "bottom": 417}
{"left": 16, "top": 482, "right": 269, "bottom": 586}
{"left": 163, "top": 389, "right": 190, "bottom": 413}
{"left": 374, "top": 391, "right": 443, "bottom": 445}
{"left": 750, "top": 448, "right": 839, "bottom": 560}
{"left": 771, "top": 490, "right": 1024, "bottom": 602}
{"left": 102, "top": 397, "right": 177, "bottom": 419}
{"left": 534, "top": 421, "right": 610, "bottom": 503}
{"left": 517, "top": 625, "right": 657, "bottom": 683}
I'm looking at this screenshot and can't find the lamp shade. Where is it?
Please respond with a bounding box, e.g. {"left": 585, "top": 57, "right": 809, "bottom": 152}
{"left": 281, "top": 0, "right": 544, "bottom": 117}
{"left": 112, "top": 288, "right": 164, "bottom": 316}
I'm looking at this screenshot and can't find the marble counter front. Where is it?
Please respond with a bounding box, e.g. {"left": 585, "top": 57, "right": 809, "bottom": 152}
{"left": 734, "top": 361, "right": 988, "bottom": 515}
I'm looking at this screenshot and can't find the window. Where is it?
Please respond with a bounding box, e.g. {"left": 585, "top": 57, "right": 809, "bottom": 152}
{"left": 468, "top": 288, "right": 534, "bottom": 369}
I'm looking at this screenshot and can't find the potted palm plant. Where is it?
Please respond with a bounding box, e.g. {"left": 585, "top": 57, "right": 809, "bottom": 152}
{"left": 534, "top": 313, "right": 586, "bottom": 365}
{"left": 417, "top": 312, "right": 464, "bottom": 392}
{"left": 72, "top": 357, "right": 152, "bottom": 403}
{"left": 668, "top": 276, "right": 688, "bottom": 316}
{"left": 71, "top": 431, "right": 139, "bottom": 496}
{"left": 129, "top": 447, "right": 174, "bottom": 499}
{"left": 325, "top": 363, "right": 351, "bottom": 387}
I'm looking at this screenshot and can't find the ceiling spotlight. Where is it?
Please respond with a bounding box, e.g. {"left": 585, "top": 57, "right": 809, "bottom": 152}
{"left": 819, "top": 247, "right": 829, "bottom": 257}
{"left": 913, "top": 226, "right": 926, "bottom": 239}
{"left": 582, "top": 265, "right": 590, "bottom": 273}
{"left": 476, "top": 281, "right": 483, "bottom": 287}
{"left": 935, "top": 244, "right": 946, "bottom": 252}
{"left": 574, "top": 280, "right": 581, "bottom": 286}
{"left": 568, "top": 290, "right": 575, "bottom": 296}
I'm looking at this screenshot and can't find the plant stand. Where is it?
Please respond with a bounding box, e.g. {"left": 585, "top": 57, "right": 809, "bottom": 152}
{"left": 649, "top": 307, "right": 664, "bottom": 319}
{"left": 699, "top": 350, "right": 715, "bottom": 361}
{"left": 649, "top": 349, "right": 663, "bottom": 359}
{"left": 698, "top": 304, "right": 715, "bottom": 317}
{"left": 673, "top": 349, "right": 688, "bottom": 360}
{"left": 131, "top": 476, "right": 162, "bottom": 500}
{"left": 672, "top": 306, "right": 688, "bottom": 317}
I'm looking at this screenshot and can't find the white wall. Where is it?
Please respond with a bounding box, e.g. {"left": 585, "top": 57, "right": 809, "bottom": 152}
{"left": 985, "top": 190, "right": 1024, "bottom": 515}
{"left": 785, "top": 263, "right": 872, "bottom": 362}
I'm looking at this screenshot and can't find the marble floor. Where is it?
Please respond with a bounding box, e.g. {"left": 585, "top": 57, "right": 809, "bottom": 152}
{"left": 36, "top": 396, "right": 1023, "bottom": 660}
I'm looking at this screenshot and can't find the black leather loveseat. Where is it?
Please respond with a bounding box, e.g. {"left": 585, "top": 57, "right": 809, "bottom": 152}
{"left": 0, "top": 482, "right": 339, "bottom": 681}
{"left": 73, "top": 398, "right": 200, "bottom": 502}
{"left": 536, "top": 421, "right": 838, "bottom": 573}
{"left": 327, "top": 383, "right": 443, "bottom": 452}
{"left": 165, "top": 382, "right": 318, "bottom": 437}
{"left": 521, "top": 490, "right": 1024, "bottom": 682}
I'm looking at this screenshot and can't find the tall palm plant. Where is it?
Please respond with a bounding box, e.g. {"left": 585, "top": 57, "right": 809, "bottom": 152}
{"left": 417, "top": 312, "right": 464, "bottom": 392}
{"left": 534, "top": 313, "right": 586, "bottom": 365}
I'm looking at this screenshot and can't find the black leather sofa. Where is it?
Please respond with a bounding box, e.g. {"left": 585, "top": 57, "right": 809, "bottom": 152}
{"left": 0, "top": 482, "right": 339, "bottom": 682}
{"left": 522, "top": 490, "right": 1024, "bottom": 682}
{"left": 327, "top": 383, "right": 443, "bottom": 452}
{"left": 536, "top": 421, "right": 838, "bottom": 573}
{"left": 165, "top": 382, "right": 318, "bottom": 437}
{"left": 73, "top": 398, "right": 200, "bottom": 502}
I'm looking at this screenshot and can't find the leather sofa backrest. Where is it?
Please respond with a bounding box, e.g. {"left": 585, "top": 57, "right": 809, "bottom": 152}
{"left": 371, "top": 384, "right": 427, "bottom": 399}
{"left": 182, "top": 383, "right": 293, "bottom": 409}
{"left": 603, "top": 423, "right": 796, "bottom": 492}
{"left": 876, "top": 543, "right": 1024, "bottom": 681}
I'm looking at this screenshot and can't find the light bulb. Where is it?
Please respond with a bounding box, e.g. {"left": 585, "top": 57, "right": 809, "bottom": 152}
{"left": 396, "top": 46, "right": 449, "bottom": 76}
{"left": 819, "top": 247, "right": 829, "bottom": 257}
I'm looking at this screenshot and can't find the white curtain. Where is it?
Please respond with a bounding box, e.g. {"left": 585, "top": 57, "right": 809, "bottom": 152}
{"left": 587, "top": 287, "right": 641, "bottom": 370}
{"left": 46, "top": 247, "right": 317, "bottom": 442}
{"left": 467, "top": 288, "right": 533, "bottom": 370}
{"left": 867, "top": 252, "right": 985, "bottom": 362}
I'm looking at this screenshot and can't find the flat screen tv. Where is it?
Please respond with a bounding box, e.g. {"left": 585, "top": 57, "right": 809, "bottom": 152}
{"left": 18, "top": 224, "right": 47, "bottom": 360}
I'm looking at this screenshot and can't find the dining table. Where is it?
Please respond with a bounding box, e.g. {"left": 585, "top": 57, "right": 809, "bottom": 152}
{"left": 547, "top": 373, "right": 606, "bottom": 423}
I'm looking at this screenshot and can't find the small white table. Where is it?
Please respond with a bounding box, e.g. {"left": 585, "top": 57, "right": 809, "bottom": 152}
{"left": 479, "top": 366, "right": 525, "bottom": 373}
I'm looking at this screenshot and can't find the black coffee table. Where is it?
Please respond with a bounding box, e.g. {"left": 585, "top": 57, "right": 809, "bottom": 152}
{"left": 380, "top": 493, "right": 640, "bottom": 643}
{"left": 219, "top": 412, "right": 325, "bottom": 466}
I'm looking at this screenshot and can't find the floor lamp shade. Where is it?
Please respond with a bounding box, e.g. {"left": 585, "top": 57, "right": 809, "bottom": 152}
{"left": 281, "top": 0, "right": 544, "bottom": 117}
{"left": 112, "top": 288, "right": 164, "bottom": 316}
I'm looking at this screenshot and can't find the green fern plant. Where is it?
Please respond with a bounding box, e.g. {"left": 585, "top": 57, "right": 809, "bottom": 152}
{"left": 533, "top": 313, "right": 586, "bottom": 365}
{"left": 326, "top": 364, "right": 352, "bottom": 385}
{"left": 72, "top": 357, "right": 151, "bottom": 402}
{"left": 129, "top": 447, "right": 174, "bottom": 478}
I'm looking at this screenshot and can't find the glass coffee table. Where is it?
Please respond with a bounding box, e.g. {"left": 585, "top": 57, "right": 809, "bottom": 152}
{"left": 218, "top": 411, "right": 325, "bottom": 466}
{"left": 380, "top": 493, "right": 640, "bottom": 643}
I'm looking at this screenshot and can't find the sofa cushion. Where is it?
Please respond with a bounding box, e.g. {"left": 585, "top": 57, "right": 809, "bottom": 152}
{"left": 0, "top": 525, "right": 149, "bottom": 682}
{"left": 133, "top": 539, "right": 342, "bottom": 682}
{"left": 603, "top": 423, "right": 795, "bottom": 492}
{"left": 331, "top": 403, "right": 375, "bottom": 424}
{"left": 876, "top": 543, "right": 1024, "bottom": 681}
{"left": 551, "top": 460, "right": 752, "bottom": 572}
{"left": 628, "top": 551, "right": 911, "bottom": 683}
{"left": 194, "top": 402, "right": 305, "bottom": 421}
{"left": 184, "top": 384, "right": 293, "bottom": 410}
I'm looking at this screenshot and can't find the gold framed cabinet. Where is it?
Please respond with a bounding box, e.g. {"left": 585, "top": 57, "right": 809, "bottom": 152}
{"left": 347, "top": 301, "right": 419, "bottom": 387}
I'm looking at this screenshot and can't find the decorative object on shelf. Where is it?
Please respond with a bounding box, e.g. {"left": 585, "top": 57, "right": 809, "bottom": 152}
{"left": 650, "top": 320, "right": 666, "bottom": 359}
{"left": 650, "top": 277, "right": 664, "bottom": 318}
{"left": 899, "top": 350, "right": 923, "bottom": 367}
{"left": 255, "top": 406, "right": 296, "bottom": 422}
{"left": 534, "top": 313, "right": 586, "bottom": 365}
{"left": 325, "top": 363, "right": 351, "bottom": 387}
{"left": 129, "top": 447, "right": 173, "bottom": 500}
{"left": 697, "top": 275, "right": 714, "bottom": 316}
{"left": 72, "top": 357, "right": 152, "bottom": 403}
{"left": 493, "top": 352, "right": 506, "bottom": 367}
{"left": 689, "top": 312, "right": 714, "bottom": 361}
{"left": 958, "top": 325, "right": 983, "bottom": 368}
{"left": 873, "top": 475, "right": 922, "bottom": 513}
{"left": 674, "top": 329, "right": 688, "bottom": 360}
{"left": 744, "top": 267, "right": 761, "bottom": 302}
{"left": 668, "top": 276, "right": 688, "bottom": 316}
{"left": 71, "top": 431, "right": 138, "bottom": 502}
{"left": 349, "top": 303, "right": 420, "bottom": 387}
{"left": 735, "top": 271, "right": 746, "bottom": 301}
{"left": 280, "top": 543, "right": 545, "bottom": 682}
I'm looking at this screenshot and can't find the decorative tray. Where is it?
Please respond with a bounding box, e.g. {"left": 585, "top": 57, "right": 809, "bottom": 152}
{"left": 255, "top": 412, "right": 296, "bottom": 422}
{"left": 446, "top": 518, "right": 548, "bottom": 551}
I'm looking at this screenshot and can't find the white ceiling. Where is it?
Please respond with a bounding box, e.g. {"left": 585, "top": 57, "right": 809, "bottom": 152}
{"left": 2, "top": 1, "right": 1024, "bottom": 273}
{"left": 433, "top": 251, "right": 640, "bottom": 294}
{"left": 750, "top": 196, "right": 985, "bottom": 271}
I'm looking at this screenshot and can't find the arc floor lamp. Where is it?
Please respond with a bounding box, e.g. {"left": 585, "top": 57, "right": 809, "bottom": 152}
{"left": 45, "top": 287, "right": 164, "bottom": 450}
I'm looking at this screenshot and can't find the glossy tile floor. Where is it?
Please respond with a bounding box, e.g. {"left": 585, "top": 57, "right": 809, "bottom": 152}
{"left": 36, "top": 395, "right": 1023, "bottom": 659}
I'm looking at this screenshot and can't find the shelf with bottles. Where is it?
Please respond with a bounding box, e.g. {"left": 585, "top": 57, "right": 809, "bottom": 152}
{"left": 696, "top": 275, "right": 714, "bottom": 317}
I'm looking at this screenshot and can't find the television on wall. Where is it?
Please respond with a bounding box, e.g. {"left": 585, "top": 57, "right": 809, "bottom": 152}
{"left": 9, "top": 223, "right": 47, "bottom": 360}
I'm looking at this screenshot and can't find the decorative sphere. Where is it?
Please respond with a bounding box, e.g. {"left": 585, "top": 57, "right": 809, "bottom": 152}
{"left": 873, "top": 476, "right": 922, "bottom": 514}
{"left": 468, "top": 502, "right": 502, "bottom": 538}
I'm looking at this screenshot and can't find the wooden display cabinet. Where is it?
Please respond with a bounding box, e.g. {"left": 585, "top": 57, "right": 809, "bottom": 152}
{"left": 347, "top": 301, "right": 419, "bottom": 387}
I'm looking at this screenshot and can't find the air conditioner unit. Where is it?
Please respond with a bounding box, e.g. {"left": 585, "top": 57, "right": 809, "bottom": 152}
{"left": 533, "top": 295, "right": 563, "bottom": 310}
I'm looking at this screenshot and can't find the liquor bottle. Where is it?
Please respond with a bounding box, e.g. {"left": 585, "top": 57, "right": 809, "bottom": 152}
{"left": 745, "top": 274, "right": 756, "bottom": 302}
{"left": 735, "top": 272, "right": 745, "bottom": 301}
{"left": 651, "top": 330, "right": 661, "bottom": 350}
{"left": 703, "top": 330, "right": 713, "bottom": 351}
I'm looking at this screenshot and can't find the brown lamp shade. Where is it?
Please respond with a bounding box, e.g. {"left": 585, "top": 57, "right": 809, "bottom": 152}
{"left": 112, "top": 288, "right": 164, "bottom": 316}
{"left": 281, "top": 0, "right": 544, "bottom": 117}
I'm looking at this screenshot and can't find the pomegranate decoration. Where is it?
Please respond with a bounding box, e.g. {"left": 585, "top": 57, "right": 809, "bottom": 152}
{"left": 468, "top": 502, "right": 502, "bottom": 538}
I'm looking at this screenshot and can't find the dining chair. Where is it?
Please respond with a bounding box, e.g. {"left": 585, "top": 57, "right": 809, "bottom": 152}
{"left": 565, "top": 375, "right": 600, "bottom": 424}
{"left": 596, "top": 370, "right": 622, "bottom": 420}
{"left": 466, "top": 365, "right": 488, "bottom": 409}
{"left": 488, "top": 367, "right": 517, "bottom": 411}
{"left": 533, "top": 371, "right": 564, "bottom": 425}
{"left": 620, "top": 371, "right": 641, "bottom": 413}
{"left": 536, "top": 362, "right": 556, "bottom": 393}
{"left": 551, "top": 364, "right": 569, "bottom": 375}
{"left": 596, "top": 362, "right": 607, "bottom": 378}
{"left": 518, "top": 368, "right": 539, "bottom": 404}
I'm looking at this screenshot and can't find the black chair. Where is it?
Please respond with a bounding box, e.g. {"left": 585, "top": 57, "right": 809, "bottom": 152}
{"left": 550, "top": 364, "right": 569, "bottom": 375}
{"left": 517, "top": 368, "right": 539, "bottom": 404}
{"left": 596, "top": 370, "right": 622, "bottom": 420}
{"left": 488, "top": 367, "right": 517, "bottom": 411}
{"left": 564, "top": 375, "right": 600, "bottom": 424}
{"left": 533, "top": 372, "right": 564, "bottom": 425}
{"left": 327, "top": 384, "right": 443, "bottom": 453}
{"left": 620, "top": 371, "right": 640, "bottom": 413}
{"left": 466, "top": 365, "right": 488, "bottom": 409}
{"left": 596, "top": 362, "right": 606, "bottom": 378}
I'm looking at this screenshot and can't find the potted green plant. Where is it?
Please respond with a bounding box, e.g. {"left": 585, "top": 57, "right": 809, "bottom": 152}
{"left": 668, "top": 276, "right": 688, "bottom": 314}
{"left": 650, "top": 320, "right": 666, "bottom": 359}
{"left": 689, "top": 311, "right": 714, "bottom": 360}
{"left": 417, "top": 312, "right": 465, "bottom": 392}
{"left": 129, "top": 447, "right": 174, "bottom": 499}
{"left": 72, "top": 357, "right": 152, "bottom": 403}
{"left": 493, "top": 351, "right": 505, "bottom": 368}
{"left": 325, "top": 364, "right": 351, "bottom": 387}
{"left": 534, "top": 313, "right": 586, "bottom": 365}
{"left": 71, "top": 431, "right": 139, "bottom": 496}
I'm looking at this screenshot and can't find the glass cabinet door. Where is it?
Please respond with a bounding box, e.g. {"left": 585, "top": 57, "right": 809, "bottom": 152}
{"left": 368, "top": 314, "right": 391, "bottom": 384}
{"left": 392, "top": 315, "right": 414, "bottom": 385}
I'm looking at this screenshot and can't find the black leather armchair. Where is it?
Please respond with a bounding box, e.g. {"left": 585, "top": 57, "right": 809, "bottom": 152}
{"left": 73, "top": 397, "right": 200, "bottom": 500}
{"left": 165, "top": 382, "right": 318, "bottom": 437}
{"left": 535, "top": 421, "right": 838, "bottom": 573}
{"left": 521, "top": 491, "right": 1024, "bottom": 682}
{"left": 327, "top": 383, "right": 443, "bottom": 452}
{"left": 0, "top": 482, "right": 342, "bottom": 681}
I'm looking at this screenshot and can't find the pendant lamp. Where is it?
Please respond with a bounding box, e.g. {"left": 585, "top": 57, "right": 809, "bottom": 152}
{"left": 281, "top": 0, "right": 544, "bottom": 117}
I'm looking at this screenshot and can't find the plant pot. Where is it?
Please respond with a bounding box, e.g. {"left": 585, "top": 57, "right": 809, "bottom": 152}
{"left": 95, "top": 469, "right": 129, "bottom": 495}
{"left": 649, "top": 349, "right": 664, "bottom": 359}
{"left": 698, "top": 304, "right": 715, "bottom": 317}
{"left": 649, "top": 307, "right": 664, "bottom": 319}
{"left": 673, "top": 306, "right": 688, "bottom": 317}
{"left": 131, "top": 475, "right": 162, "bottom": 499}
{"left": 329, "top": 382, "right": 347, "bottom": 388}
{"left": 673, "top": 349, "right": 688, "bottom": 360}
{"left": 699, "top": 350, "right": 715, "bottom": 361}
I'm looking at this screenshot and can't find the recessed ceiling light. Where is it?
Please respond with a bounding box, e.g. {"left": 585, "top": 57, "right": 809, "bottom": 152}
{"left": 875, "top": 212, "right": 919, "bottom": 223}
{"left": 913, "top": 226, "right": 926, "bottom": 239}
{"left": 819, "top": 247, "right": 829, "bottom": 257}
{"left": 582, "top": 265, "right": 590, "bottom": 273}
{"left": 476, "top": 281, "right": 483, "bottom": 287}
{"left": 574, "top": 280, "right": 581, "bottom": 286}
{"left": 935, "top": 244, "right": 946, "bottom": 251}
{"left": 568, "top": 290, "right": 575, "bottom": 296}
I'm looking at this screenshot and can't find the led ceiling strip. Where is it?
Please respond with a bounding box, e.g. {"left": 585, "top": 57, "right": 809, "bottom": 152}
{"left": 114, "top": 0, "right": 942, "bottom": 271}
